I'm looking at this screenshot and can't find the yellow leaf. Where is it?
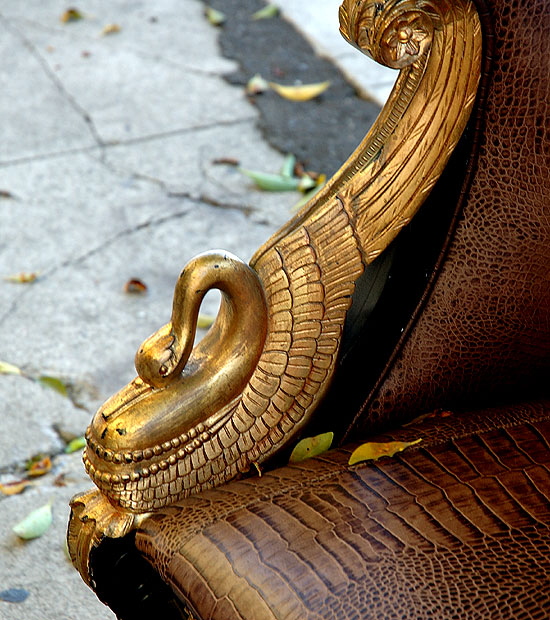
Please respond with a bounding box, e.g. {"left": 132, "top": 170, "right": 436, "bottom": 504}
{"left": 100, "top": 23, "right": 121, "bottom": 36}
{"left": 289, "top": 432, "right": 334, "bottom": 463}
{"left": 60, "top": 8, "right": 83, "bottom": 23}
{"left": 0, "top": 361, "right": 22, "bottom": 375}
{"left": 349, "top": 438, "right": 423, "bottom": 466}
{"left": 205, "top": 7, "right": 226, "bottom": 26}
{"left": 0, "top": 480, "right": 31, "bottom": 496}
{"left": 252, "top": 4, "right": 279, "bottom": 20}
{"left": 4, "top": 272, "right": 39, "bottom": 283}
{"left": 26, "top": 455, "right": 52, "bottom": 478}
{"left": 268, "top": 80, "right": 331, "bottom": 102}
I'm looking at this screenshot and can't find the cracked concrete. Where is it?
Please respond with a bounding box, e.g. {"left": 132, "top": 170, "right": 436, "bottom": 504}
{"left": 0, "top": 1, "right": 387, "bottom": 618}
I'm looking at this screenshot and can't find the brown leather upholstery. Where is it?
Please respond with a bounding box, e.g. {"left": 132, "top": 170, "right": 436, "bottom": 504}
{"left": 349, "top": 0, "right": 550, "bottom": 434}
{"left": 135, "top": 400, "right": 550, "bottom": 619}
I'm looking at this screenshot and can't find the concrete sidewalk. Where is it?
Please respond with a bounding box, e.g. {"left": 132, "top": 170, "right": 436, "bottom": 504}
{"left": 0, "top": 2, "right": 392, "bottom": 618}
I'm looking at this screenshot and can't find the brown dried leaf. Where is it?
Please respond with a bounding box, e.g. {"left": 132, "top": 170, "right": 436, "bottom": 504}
{"left": 123, "top": 278, "right": 148, "bottom": 294}
{"left": 212, "top": 157, "right": 240, "bottom": 166}
{"left": 348, "top": 438, "right": 422, "bottom": 466}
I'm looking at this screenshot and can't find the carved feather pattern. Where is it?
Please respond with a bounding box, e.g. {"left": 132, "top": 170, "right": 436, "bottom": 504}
{"left": 82, "top": 0, "right": 483, "bottom": 512}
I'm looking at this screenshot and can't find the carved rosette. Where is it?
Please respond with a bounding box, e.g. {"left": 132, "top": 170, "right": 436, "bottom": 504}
{"left": 339, "top": 0, "right": 441, "bottom": 69}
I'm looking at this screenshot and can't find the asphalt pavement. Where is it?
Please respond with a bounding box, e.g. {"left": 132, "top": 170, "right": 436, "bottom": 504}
{"left": 0, "top": 1, "right": 394, "bottom": 618}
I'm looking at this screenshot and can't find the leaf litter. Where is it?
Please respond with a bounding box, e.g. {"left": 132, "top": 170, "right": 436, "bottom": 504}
{"left": 348, "top": 438, "right": 423, "bottom": 466}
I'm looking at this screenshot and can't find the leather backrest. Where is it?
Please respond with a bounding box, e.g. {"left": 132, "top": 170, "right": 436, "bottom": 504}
{"left": 348, "top": 0, "right": 550, "bottom": 437}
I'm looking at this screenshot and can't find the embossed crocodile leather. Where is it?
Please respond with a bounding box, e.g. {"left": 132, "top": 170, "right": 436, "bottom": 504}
{"left": 349, "top": 0, "right": 550, "bottom": 435}
{"left": 134, "top": 400, "right": 550, "bottom": 619}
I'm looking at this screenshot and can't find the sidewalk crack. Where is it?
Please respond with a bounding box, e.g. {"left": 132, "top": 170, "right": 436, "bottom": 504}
{"left": 0, "top": 14, "right": 105, "bottom": 152}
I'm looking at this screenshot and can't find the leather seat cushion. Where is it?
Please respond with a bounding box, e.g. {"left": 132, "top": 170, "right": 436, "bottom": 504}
{"left": 135, "top": 399, "right": 550, "bottom": 619}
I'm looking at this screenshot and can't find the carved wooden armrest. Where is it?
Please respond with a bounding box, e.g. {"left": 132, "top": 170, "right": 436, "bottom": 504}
{"left": 68, "top": 0, "right": 482, "bottom": 586}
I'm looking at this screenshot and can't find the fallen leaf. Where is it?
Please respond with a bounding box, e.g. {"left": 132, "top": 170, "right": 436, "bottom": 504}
{"left": 0, "top": 361, "right": 22, "bottom": 375}
{"left": 26, "top": 455, "right": 52, "bottom": 478}
{"left": 348, "top": 438, "right": 423, "bottom": 466}
{"left": 280, "top": 153, "right": 296, "bottom": 179}
{"left": 37, "top": 375, "right": 68, "bottom": 397}
{"left": 205, "top": 7, "right": 226, "bottom": 26}
{"left": 269, "top": 80, "right": 331, "bottom": 102}
{"left": 0, "top": 480, "right": 32, "bottom": 496}
{"left": 4, "top": 272, "right": 39, "bottom": 283}
{"left": 0, "top": 190, "right": 16, "bottom": 199}
{"left": 0, "top": 588, "right": 30, "bottom": 604}
{"left": 123, "top": 278, "right": 148, "bottom": 294}
{"left": 197, "top": 314, "right": 215, "bottom": 329}
{"left": 212, "top": 157, "right": 240, "bottom": 166}
{"left": 100, "top": 23, "right": 121, "bottom": 36}
{"left": 252, "top": 4, "right": 279, "bottom": 20}
{"left": 289, "top": 432, "right": 334, "bottom": 463}
{"left": 239, "top": 168, "right": 301, "bottom": 192}
{"left": 297, "top": 175, "right": 317, "bottom": 192}
{"left": 12, "top": 503, "right": 53, "bottom": 540}
{"left": 64, "top": 436, "right": 86, "bottom": 453}
{"left": 60, "top": 8, "right": 83, "bottom": 23}
{"left": 246, "top": 73, "right": 269, "bottom": 96}
{"left": 53, "top": 473, "right": 68, "bottom": 487}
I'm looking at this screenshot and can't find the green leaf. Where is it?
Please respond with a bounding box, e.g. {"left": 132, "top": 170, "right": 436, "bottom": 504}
{"left": 280, "top": 153, "right": 296, "bottom": 178}
{"left": 252, "top": 4, "right": 279, "bottom": 20}
{"left": 348, "top": 438, "right": 423, "bottom": 466}
{"left": 0, "top": 360, "right": 22, "bottom": 375}
{"left": 239, "top": 168, "right": 301, "bottom": 191}
{"left": 289, "top": 432, "right": 334, "bottom": 463}
{"left": 12, "top": 503, "right": 53, "bottom": 540}
{"left": 64, "top": 436, "right": 86, "bottom": 453}
{"left": 37, "top": 375, "right": 68, "bottom": 397}
{"left": 205, "top": 7, "right": 226, "bottom": 26}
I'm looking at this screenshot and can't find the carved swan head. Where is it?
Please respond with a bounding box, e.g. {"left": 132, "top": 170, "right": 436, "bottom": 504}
{"left": 82, "top": 0, "right": 481, "bottom": 513}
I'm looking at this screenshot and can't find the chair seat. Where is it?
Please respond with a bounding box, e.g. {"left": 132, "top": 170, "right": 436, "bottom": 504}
{"left": 134, "top": 400, "right": 550, "bottom": 619}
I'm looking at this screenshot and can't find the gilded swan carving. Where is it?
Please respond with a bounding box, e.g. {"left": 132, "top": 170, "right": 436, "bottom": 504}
{"left": 80, "top": 0, "right": 482, "bottom": 514}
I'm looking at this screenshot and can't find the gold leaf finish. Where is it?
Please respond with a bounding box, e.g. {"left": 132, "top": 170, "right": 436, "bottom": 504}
{"left": 78, "top": 0, "right": 482, "bottom": 518}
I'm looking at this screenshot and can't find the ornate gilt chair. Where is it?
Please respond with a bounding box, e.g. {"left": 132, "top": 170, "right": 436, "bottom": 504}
{"left": 68, "top": 0, "right": 550, "bottom": 617}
